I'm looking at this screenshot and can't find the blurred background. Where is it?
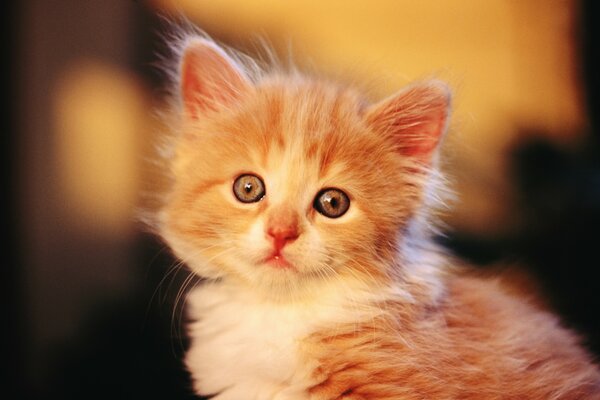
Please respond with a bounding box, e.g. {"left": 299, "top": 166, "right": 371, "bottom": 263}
{"left": 3, "top": 0, "right": 599, "bottom": 398}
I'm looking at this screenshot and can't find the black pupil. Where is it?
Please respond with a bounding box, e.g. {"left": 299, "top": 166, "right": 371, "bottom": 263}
{"left": 244, "top": 182, "right": 253, "bottom": 193}
{"left": 328, "top": 196, "right": 338, "bottom": 208}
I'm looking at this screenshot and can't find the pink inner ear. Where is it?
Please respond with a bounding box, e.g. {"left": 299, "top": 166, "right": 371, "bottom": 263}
{"left": 180, "top": 40, "right": 251, "bottom": 118}
{"left": 366, "top": 81, "right": 451, "bottom": 164}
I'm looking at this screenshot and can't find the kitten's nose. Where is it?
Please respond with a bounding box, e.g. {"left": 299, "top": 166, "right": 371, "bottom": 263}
{"left": 265, "top": 207, "right": 300, "bottom": 253}
{"left": 267, "top": 225, "right": 299, "bottom": 253}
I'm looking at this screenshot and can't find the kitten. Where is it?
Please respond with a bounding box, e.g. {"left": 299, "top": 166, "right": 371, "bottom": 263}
{"left": 155, "top": 32, "right": 600, "bottom": 399}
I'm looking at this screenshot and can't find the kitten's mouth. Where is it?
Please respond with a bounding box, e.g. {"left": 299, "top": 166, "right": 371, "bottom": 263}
{"left": 263, "top": 253, "right": 295, "bottom": 270}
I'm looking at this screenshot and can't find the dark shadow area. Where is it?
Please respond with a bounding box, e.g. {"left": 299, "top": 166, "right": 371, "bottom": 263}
{"left": 2, "top": 1, "right": 26, "bottom": 398}
{"left": 41, "top": 234, "right": 197, "bottom": 400}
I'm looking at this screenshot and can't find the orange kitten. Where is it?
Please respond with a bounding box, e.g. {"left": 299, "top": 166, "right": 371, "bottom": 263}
{"left": 155, "top": 33, "right": 600, "bottom": 399}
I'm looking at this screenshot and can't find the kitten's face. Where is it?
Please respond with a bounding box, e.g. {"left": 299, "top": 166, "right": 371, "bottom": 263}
{"left": 164, "top": 82, "right": 399, "bottom": 290}
{"left": 159, "top": 39, "right": 449, "bottom": 297}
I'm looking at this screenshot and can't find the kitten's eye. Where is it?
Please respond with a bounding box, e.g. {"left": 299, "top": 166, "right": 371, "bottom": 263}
{"left": 233, "top": 174, "right": 266, "bottom": 203}
{"left": 314, "top": 188, "right": 350, "bottom": 218}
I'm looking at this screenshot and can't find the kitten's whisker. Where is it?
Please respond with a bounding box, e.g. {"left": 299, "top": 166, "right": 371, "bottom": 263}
{"left": 151, "top": 242, "right": 222, "bottom": 305}
{"left": 148, "top": 242, "right": 222, "bottom": 319}
{"left": 171, "top": 245, "right": 234, "bottom": 316}
{"left": 151, "top": 243, "right": 229, "bottom": 346}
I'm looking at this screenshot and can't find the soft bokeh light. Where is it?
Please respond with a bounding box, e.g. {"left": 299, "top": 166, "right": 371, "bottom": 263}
{"left": 54, "top": 61, "right": 147, "bottom": 235}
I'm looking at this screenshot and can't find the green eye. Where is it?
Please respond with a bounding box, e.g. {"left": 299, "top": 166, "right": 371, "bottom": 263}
{"left": 314, "top": 188, "right": 350, "bottom": 218}
{"left": 233, "top": 174, "right": 266, "bottom": 203}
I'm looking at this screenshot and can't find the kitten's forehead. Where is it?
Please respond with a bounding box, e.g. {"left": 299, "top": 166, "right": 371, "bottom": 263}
{"left": 194, "top": 78, "right": 397, "bottom": 207}
{"left": 248, "top": 80, "right": 369, "bottom": 197}
{"left": 263, "top": 143, "right": 352, "bottom": 204}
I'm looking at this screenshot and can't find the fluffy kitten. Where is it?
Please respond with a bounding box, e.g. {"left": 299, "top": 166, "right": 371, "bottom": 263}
{"left": 155, "top": 33, "right": 600, "bottom": 399}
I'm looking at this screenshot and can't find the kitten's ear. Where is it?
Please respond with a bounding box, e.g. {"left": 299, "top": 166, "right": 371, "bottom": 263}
{"left": 180, "top": 39, "right": 252, "bottom": 118}
{"left": 365, "top": 81, "right": 451, "bottom": 165}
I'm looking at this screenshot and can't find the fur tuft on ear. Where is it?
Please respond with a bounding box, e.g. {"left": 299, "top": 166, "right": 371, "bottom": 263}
{"left": 180, "top": 39, "right": 252, "bottom": 118}
{"left": 365, "top": 80, "right": 451, "bottom": 164}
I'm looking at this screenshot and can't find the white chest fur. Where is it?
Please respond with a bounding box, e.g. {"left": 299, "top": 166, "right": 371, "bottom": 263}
{"left": 185, "top": 282, "right": 379, "bottom": 400}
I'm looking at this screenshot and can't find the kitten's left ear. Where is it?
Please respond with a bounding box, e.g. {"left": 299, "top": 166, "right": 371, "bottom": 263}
{"left": 180, "top": 38, "right": 252, "bottom": 118}
{"left": 365, "top": 81, "right": 451, "bottom": 165}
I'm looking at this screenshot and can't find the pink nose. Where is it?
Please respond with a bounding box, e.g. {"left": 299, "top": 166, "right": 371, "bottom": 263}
{"left": 266, "top": 225, "right": 299, "bottom": 253}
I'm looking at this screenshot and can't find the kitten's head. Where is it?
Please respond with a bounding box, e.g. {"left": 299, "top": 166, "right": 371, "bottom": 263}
{"left": 159, "top": 37, "right": 450, "bottom": 299}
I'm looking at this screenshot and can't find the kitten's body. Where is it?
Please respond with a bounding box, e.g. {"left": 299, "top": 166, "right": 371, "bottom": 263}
{"left": 186, "top": 273, "right": 597, "bottom": 399}
{"left": 156, "top": 33, "right": 600, "bottom": 399}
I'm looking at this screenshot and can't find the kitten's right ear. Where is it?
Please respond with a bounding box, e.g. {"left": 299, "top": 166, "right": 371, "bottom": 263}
{"left": 180, "top": 39, "right": 252, "bottom": 118}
